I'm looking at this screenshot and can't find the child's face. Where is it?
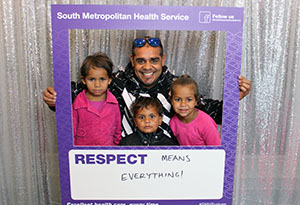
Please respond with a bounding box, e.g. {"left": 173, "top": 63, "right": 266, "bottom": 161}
{"left": 171, "top": 85, "right": 198, "bottom": 122}
{"left": 82, "top": 67, "right": 111, "bottom": 101}
{"left": 134, "top": 105, "right": 162, "bottom": 133}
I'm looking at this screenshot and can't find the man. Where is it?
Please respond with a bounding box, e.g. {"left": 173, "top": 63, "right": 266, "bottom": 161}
{"left": 44, "top": 36, "right": 251, "bottom": 138}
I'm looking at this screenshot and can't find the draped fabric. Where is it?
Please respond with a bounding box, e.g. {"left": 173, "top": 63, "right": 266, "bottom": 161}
{"left": 0, "top": 0, "right": 299, "bottom": 204}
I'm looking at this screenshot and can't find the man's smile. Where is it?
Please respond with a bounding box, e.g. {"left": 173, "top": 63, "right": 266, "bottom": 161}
{"left": 139, "top": 70, "right": 156, "bottom": 76}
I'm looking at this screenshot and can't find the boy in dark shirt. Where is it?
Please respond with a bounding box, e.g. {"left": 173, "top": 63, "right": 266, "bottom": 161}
{"left": 119, "top": 96, "right": 178, "bottom": 146}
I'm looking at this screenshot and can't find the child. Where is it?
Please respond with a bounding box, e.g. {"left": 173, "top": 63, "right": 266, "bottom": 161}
{"left": 72, "top": 52, "right": 121, "bottom": 146}
{"left": 119, "top": 96, "right": 178, "bottom": 146}
{"left": 169, "top": 75, "right": 221, "bottom": 146}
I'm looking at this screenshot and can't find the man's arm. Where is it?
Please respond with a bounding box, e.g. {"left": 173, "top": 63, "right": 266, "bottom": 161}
{"left": 238, "top": 75, "right": 251, "bottom": 100}
{"left": 43, "top": 87, "right": 56, "bottom": 108}
{"left": 198, "top": 98, "right": 223, "bottom": 125}
{"left": 199, "top": 75, "right": 251, "bottom": 124}
{"left": 43, "top": 81, "right": 85, "bottom": 111}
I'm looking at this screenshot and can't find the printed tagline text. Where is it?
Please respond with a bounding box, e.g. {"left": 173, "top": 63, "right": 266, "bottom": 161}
{"left": 57, "top": 12, "right": 189, "bottom": 21}
{"left": 66, "top": 202, "right": 159, "bottom": 205}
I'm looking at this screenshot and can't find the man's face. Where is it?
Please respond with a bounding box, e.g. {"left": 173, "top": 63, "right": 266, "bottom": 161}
{"left": 130, "top": 45, "right": 165, "bottom": 88}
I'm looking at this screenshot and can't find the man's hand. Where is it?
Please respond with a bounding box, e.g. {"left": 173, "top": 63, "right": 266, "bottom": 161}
{"left": 43, "top": 87, "right": 57, "bottom": 107}
{"left": 238, "top": 76, "right": 251, "bottom": 100}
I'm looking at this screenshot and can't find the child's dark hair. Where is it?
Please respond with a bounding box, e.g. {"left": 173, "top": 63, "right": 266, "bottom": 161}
{"left": 130, "top": 96, "right": 163, "bottom": 118}
{"left": 170, "top": 75, "right": 201, "bottom": 104}
{"left": 80, "top": 52, "right": 113, "bottom": 79}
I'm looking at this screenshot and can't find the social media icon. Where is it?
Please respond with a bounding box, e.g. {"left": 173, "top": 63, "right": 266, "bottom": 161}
{"left": 199, "top": 11, "right": 211, "bottom": 23}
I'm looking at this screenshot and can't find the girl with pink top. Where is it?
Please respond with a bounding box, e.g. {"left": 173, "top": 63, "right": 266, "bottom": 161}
{"left": 72, "top": 52, "right": 121, "bottom": 146}
{"left": 169, "top": 75, "right": 221, "bottom": 146}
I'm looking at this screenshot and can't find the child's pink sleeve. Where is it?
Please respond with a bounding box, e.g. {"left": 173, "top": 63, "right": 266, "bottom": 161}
{"left": 113, "top": 106, "right": 122, "bottom": 145}
{"left": 72, "top": 105, "right": 78, "bottom": 140}
{"left": 202, "top": 117, "right": 221, "bottom": 146}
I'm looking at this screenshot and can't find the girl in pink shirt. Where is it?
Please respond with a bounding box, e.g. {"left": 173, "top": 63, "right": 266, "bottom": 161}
{"left": 72, "top": 52, "right": 121, "bottom": 146}
{"left": 169, "top": 75, "right": 221, "bottom": 146}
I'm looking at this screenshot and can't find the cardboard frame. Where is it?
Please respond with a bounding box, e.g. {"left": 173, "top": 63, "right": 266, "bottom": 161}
{"left": 52, "top": 5, "right": 243, "bottom": 205}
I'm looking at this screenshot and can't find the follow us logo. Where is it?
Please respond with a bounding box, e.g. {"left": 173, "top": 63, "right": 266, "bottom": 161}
{"left": 199, "top": 11, "right": 211, "bottom": 23}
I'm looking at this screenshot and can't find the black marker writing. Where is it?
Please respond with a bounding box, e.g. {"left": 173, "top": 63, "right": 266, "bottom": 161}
{"left": 121, "top": 170, "right": 184, "bottom": 181}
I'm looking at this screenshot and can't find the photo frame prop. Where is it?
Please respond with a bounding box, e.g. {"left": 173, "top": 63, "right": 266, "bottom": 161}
{"left": 52, "top": 5, "right": 243, "bottom": 205}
